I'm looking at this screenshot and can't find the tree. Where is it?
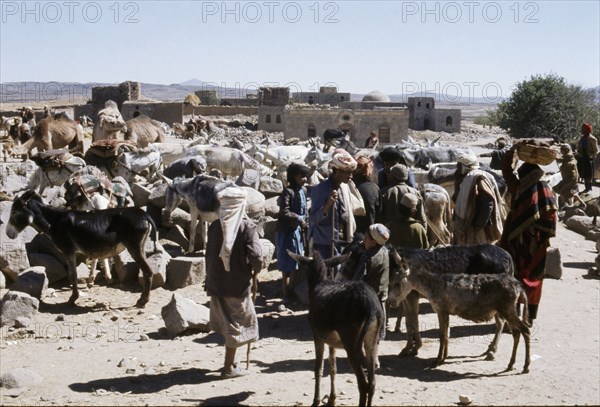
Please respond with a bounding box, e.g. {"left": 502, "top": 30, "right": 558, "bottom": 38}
{"left": 495, "top": 74, "right": 600, "bottom": 143}
{"left": 184, "top": 93, "right": 201, "bottom": 106}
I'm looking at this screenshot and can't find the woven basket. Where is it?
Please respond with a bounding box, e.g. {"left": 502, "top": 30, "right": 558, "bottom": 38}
{"left": 516, "top": 143, "right": 558, "bottom": 165}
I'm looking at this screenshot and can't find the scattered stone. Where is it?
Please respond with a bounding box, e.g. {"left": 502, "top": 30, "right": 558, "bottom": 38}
{"left": 14, "top": 316, "right": 31, "bottom": 328}
{"left": 544, "top": 247, "right": 562, "bottom": 279}
{"left": 139, "top": 334, "right": 149, "bottom": 341}
{"left": 259, "top": 176, "right": 283, "bottom": 197}
{"left": 138, "top": 250, "right": 170, "bottom": 289}
{"left": 165, "top": 225, "right": 190, "bottom": 250}
{"left": 459, "top": 394, "right": 473, "bottom": 405}
{"left": 148, "top": 182, "right": 169, "bottom": 208}
{"left": 76, "top": 262, "right": 91, "bottom": 285}
{"left": 565, "top": 215, "right": 596, "bottom": 236}
{"left": 0, "top": 291, "right": 39, "bottom": 327}
{"left": 161, "top": 293, "right": 210, "bottom": 337}
{"left": 0, "top": 367, "right": 43, "bottom": 389}
{"left": 1, "top": 201, "right": 36, "bottom": 281}
{"left": 131, "top": 182, "right": 152, "bottom": 208}
{"left": 56, "top": 314, "right": 65, "bottom": 321}
{"left": 242, "top": 187, "right": 266, "bottom": 219}
{"left": 264, "top": 197, "right": 280, "bottom": 217}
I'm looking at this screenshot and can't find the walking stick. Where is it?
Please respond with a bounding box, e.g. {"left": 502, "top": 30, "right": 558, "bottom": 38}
{"left": 247, "top": 267, "right": 259, "bottom": 370}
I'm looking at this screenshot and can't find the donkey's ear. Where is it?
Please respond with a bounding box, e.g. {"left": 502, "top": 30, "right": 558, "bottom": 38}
{"left": 287, "top": 250, "right": 312, "bottom": 264}
{"left": 323, "top": 252, "right": 351, "bottom": 268}
{"left": 18, "top": 190, "right": 39, "bottom": 202}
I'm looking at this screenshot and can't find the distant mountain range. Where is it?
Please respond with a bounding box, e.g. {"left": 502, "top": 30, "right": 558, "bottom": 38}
{"left": 2, "top": 79, "right": 598, "bottom": 106}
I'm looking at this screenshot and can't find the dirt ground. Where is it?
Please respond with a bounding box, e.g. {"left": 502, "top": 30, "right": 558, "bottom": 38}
{"left": 1, "top": 128, "right": 599, "bottom": 406}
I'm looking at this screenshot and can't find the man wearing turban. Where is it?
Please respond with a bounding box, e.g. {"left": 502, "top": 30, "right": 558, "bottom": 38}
{"left": 308, "top": 149, "right": 359, "bottom": 266}
{"left": 576, "top": 123, "right": 597, "bottom": 193}
{"left": 452, "top": 151, "right": 506, "bottom": 245}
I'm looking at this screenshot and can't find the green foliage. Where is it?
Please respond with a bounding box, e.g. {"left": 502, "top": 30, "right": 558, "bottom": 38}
{"left": 495, "top": 74, "right": 600, "bottom": 143}
{"left": 184, "top": 93, "right": 201, "bottom": 106}
{"left": 474, "top": 108, "right": 500, "bottom": 127}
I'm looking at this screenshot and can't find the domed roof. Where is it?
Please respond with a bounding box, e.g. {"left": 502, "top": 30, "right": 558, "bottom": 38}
{"left": 362, "top": 90, "right": 390, "bottom": 102}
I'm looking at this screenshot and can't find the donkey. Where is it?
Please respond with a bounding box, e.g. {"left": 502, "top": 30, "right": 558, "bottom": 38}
{"left": 289, "top": 250, "right": 383, "bottom": 407}
{"left": 6, "top": 190, "right": 159, "bottom": 307}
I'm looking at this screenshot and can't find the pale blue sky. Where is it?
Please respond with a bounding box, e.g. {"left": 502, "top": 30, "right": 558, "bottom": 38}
{"left": 1, "top": 0, "right": 599, "bottom": 98}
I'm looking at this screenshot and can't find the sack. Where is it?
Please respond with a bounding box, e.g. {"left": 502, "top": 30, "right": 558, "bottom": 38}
{"left": 347, "top": 180, "right": 366, "bottom": 216}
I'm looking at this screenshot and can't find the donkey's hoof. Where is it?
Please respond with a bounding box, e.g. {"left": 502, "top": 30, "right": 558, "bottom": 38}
{"left": 485, "top": 352, "right": 496, "bottom": 361}
{"left": 135, "top": 298, "right": 149, "bottom": 308}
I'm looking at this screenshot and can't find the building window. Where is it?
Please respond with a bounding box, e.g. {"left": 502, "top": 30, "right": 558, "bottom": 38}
{"left": 308, "top": 96, "right": 314, "bottom": 105}
{"left": 308, "top": 124, "right": 316, "bottom": 138}
{"left": 378, "top": 124, "right": 391, "bottom": 143}
{"left": 342, "top": 114, "right": 351, "bottom": 121}
{"left": 446, "top": 116, "right": 453, "bottom": 126}
{"left": 340, "top": 96, "right": 345, "bottom": 101}
{"left": 417, "top": 101, "right": 421, "bottom": 107}
{"left": 266, "top": 114, "right": 271, "bottom": 123}
{"left": 426, "top": 103, "right": 430, "bottom": 109}
{"left": 276, "top": 114, "right": 281, "bottom": 124}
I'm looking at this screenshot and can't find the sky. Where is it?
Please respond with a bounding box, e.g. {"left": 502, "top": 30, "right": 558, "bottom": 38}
{"left": 1, "top": 0, "right": 599, "bottom": 100}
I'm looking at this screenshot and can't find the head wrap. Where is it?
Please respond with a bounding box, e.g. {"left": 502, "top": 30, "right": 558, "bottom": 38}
{"left": 354, "top": 155, "right": 372, "bottom": 175}
{"left": 390, "top": 163, "right": 409, "bottom": 181}
{"left": 456, "top": 150, "right": 480, "bottom": 169}
{"left": 400, "top": 192, "right": 419, "bottom": 210}
{"left": 582, "top": 123, "right": 593, "bottom": 135}
{"left": 560, "top": 144, "right": 572, "bottom": 155}
{"left": 330, "top": 150, "right": 357, "bottom": 171}
{"left": 323, "top": 128, "right": 346, "bottom": 141}
{"left": 368, "top": 223, "right": 390, "bottom": 246}
{"left": 379, "top": 147, "right": 403, "bottom": 163}
{"left": 217, "top": 187, "right": 247, "bottom": 272}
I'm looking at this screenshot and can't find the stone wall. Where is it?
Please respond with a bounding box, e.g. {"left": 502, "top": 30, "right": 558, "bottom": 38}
{"left": 407, "top": 97, "right": 436, "bottom": 130}
{"left": 284, "top": 109, "right": 408, "bottom": 145}
{"left": 258, "top": 87, "right": 289, "bottom": 106}
{"left": 293, "top": 92, "right": 351, "bottom": 106}
{"left": 220, "top": 98, "right": 259, "bottom": 107}
{"left": 430, "top": 108, "right": 462, "bottom": 133}
{"left": 122, "top": 101, "right": 183, "bottom": 124}
{"left": 183, "top": 105, "right": 258, "bottom": 117}
{"left": 257, "top": 107, "right": 286, "bottom": 132}
{"left": 91, "top": 81, "right": 141, "bottom": 118}
{"left": 194, "top": 90, "right": 220, "bottom": 105}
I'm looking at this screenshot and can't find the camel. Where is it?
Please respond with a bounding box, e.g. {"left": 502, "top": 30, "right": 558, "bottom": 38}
{"left": 124, "top": 114, "right": 166, "bottom": 147}
{"left": 92, "top": 100, "right": 128, "bottom": 142}
{"left": 8, "top": 113, "right": 83, "bottom": 158}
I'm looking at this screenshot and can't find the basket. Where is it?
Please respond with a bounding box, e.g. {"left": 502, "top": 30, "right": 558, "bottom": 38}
{"left": 516, "top": 143, "right": 558, "bottom": 166}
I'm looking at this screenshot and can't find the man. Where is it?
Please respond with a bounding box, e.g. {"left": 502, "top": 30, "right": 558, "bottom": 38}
{"left": 576, "top": 123, "right": 597, "bottom": 193}
{"left": 381, "top": 163, "right": 427, "bottom": 230}
{"left": 479, "top": 137, "right": 508, "bottom": 171}
{"left": 553, "top": 144, "right": 586, "bottom": 209}
{"left": 339, "top": 223, "right": 390, "bottom": 365}
{"left": 205, "top": 187, "right": 263, "bottom": 378}
{"left": 499, "top": 141, "right": 557, "bottom": 323}
{"left": 365, "top": 131, "right": 379, "bottom": 149}
{"left": 377, "top": 146, "right": 416, "bottom": 191}
{"left": 353, "top": 156, "right": 381, "bottom": 234}
{"left": 308, "top": 150, "right": 358, "bottom": 263}
{"left": 386, "top": 192, "right": 429, "bottom": 249}
{"left": 452, "top": 151, "right": 506, "bottom": 245}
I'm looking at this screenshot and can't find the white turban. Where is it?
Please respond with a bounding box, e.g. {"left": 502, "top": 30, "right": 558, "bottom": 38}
{"left": 456, "top": 150, "right": 480, "bottom": 169}
{"left": 217, "top": 186, "right": 247, "bottom": 272}
{"left": 330, "top": 150, "right": 357, "bottom": 171}
{"left": 369, "top": 224, "right": 390, "bottom": 246}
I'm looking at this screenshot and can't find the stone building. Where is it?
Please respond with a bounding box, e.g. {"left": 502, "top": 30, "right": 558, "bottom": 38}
{"left": 194, "top": 90, "right": 220, "bottom": 106}
{"left": 91, "top": 81, "right": 141, "bottom": 116}
{"left": 408, "top": 97, "right": 461, "bottom": 132}
{"left": 292, "top": 87, "right": 351, "bottom": 106}
{"left": 258, "top": 88, "right": 409, "bottom": 144}
{"left": 121, "top": 101, "right": 183, "bottom": 124}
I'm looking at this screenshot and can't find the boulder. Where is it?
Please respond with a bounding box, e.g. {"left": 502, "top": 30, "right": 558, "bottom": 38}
{"left": 0, "top": 271, "right": 6, "bottom": 289}
{"left": 0, "top": 367, "right": 43, "bottom": 389}
{"left": 76, "top": 262, "right": 91, "bottom": 285}
{"left": 0, "top": 201, "right": 36, "bottom": 282}
{"left": 264, "top": 196, "right": 280, "bottom": 217}
{"left": 166, "top": 207, "right": 192, "bottom": 231}
{"left": 131, "top": 182, "right": 152, "bottom": 208}
{"left": 26, "top": 233, "right": 67, "bottom": 266}
{"left": 258, "top": 238, "right": 276, "bottom": 269}
{"left": 544, "top": 247, "right": 562, "bottom": 279}
{"left": 236, "top": 168, "right": 260, "bottom": 189}
{"left": 148, "top": 182, "right": 169, "bottom": 208}
{"left": 138, "top": 250, "right": 170, "bottom": 289}
{"left": 565, "top": 215, "right": 597, "bottom": 236}
{"left": 160, "top": 239, "right": 185, "bottom": 258}
{"left": 165, "top": 225, "right": 190, "bottom": 250}
{"left": 241, "top": 187, "right": 266, "bottom": 219}
{"left": 27, "top": 253, "right": 67, "bottom": 284}
{"left": 11, "top": 267, "right": 48, "bottom": 299}
{"left": 114, "top": 252, "right": 139, "bottom": 283}
{"left": 259, "top": 176, "right": 283, "bottom": 197}
{"left": 0, "top": 291, "right": 39, "bottom": 327}
{"left": 161, "top": 293, "right": 210, "bottom": 337}
{"left": 166, "top": 257, "right": 205, "bottom": 289}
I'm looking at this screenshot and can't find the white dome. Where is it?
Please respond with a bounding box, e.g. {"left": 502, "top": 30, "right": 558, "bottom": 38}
{"left": 362, "top": 90, "right": 390, "bottom": 102}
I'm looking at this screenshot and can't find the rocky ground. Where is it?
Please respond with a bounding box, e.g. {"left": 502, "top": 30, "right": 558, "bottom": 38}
{"left": 1, "top": 123, "right": 599, "bottom": 406}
